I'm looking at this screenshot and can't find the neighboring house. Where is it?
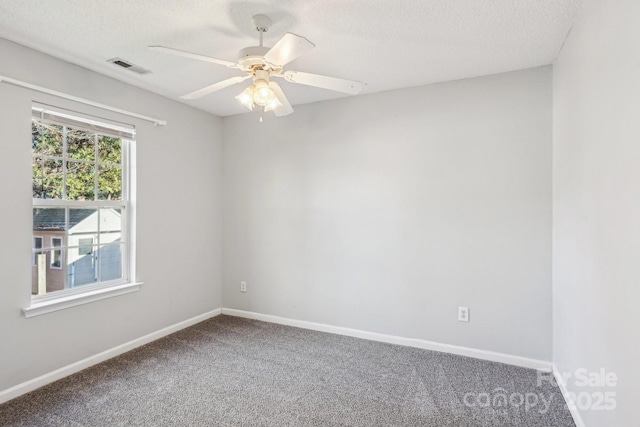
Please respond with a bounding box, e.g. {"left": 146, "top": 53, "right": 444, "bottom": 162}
{"left": 32, "top": 208, "right": 122, "bottom": 294}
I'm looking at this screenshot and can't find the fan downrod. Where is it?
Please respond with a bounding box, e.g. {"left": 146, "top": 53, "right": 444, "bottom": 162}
{"left": 237, "top": 15, "right": 279, "bottom": 72}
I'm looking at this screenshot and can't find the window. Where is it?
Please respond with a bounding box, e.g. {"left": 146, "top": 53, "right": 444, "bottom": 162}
{"left": 32, "top": 236, "right": 43, "bottom": 265}
{"left": 31, "top": 104, "right": 134, "bottom": 300}
{"left": 78, "top": 237, "right": 93, "bottom": 256}
{"left": 50, "top": 237, "right": 63, "bottom": 269}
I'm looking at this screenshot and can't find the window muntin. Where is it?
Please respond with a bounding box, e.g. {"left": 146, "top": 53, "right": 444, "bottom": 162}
{"left": 31, "top": 106, "right": 133, "bottom": 298}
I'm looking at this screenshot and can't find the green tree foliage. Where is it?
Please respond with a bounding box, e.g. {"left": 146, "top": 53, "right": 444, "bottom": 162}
{"left": 32, "top": 120, "right": 122, "bottom": 200}
{"left": 32, "top": 122, "right": 63, "bottom": 199}
{"left": 97, "top": 136, "right": 122, "bottom": 200}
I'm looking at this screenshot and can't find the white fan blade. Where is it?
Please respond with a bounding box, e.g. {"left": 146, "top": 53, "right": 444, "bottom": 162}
{"left": 268, "top": 81, "right": 294, "bottom": 116}
{"left": 149, "top": 46, "right": 238, "bottom": 68}
{"left": 264, "top": 33, "right": 315, "bottom": 67}
{"left": 181, "top": 75, "right": 251, "bottom": 100}
{"left": 282, "top": 71, "right": 362, "bottom": 95}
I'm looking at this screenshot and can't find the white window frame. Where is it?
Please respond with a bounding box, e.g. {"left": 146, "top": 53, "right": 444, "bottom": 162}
{"left": 25, "top": 104, "right": 139, "bottom": 318}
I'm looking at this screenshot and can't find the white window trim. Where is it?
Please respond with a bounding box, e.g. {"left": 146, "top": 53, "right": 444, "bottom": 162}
{"left": 26, "top": 106, "right": 136, "bottom": 316}
{"left": 22, "top": 281, "right": 143, "bottom": 318}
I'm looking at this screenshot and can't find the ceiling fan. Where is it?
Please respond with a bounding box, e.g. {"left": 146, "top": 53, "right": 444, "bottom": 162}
{"left": 150, "top": 14, "right": 363, "bottom": 117}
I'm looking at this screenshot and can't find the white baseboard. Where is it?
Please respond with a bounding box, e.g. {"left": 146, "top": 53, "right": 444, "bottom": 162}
{"left": 221, "top": 308, "right": 552, "bottom": 371}
{"left": 0, "top": 307, "right": 555, "bottom": 407}
{"left": 553, "top": 363, "right": 587, "bottom": 427}
{"left": 0, "top": 308, "right": 222, "bottom": 405}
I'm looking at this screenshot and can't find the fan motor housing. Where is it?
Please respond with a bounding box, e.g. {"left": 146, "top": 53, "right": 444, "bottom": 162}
{"left": 238, "top": 46, "right": 269, "bottom": 69}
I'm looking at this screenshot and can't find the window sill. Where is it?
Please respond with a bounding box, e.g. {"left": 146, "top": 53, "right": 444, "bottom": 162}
{"left": 22, "top": 282, "right": 142, "bottom": 318}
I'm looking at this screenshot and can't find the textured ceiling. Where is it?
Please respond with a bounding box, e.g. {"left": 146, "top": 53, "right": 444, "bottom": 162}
{"left": 0, "top": 0, "right": 582, "bottom": 117}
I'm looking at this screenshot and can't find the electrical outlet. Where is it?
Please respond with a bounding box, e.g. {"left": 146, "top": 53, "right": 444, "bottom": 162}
{"left": 458, "top": 306, "right": 469, "bottom": 322}
{"left": 240, "top": 281, "right": 247, "bottom": 293}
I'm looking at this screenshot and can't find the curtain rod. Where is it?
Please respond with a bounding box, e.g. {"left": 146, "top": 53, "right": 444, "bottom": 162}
{"left": 0, "top": 74, "right": 167, "bottom": 126}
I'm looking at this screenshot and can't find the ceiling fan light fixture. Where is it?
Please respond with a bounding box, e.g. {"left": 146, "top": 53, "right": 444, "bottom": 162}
{"left": 264, "top": 96, "right": 283, "bottom": 112}
{"left": 235, "top": 86, "right": 255, "bottom": 110}
{"left": 152, "top": 14, "right": 362, "bottom": 118}
{"left": 252, "top": 79, "right": 275, "bottom": 106}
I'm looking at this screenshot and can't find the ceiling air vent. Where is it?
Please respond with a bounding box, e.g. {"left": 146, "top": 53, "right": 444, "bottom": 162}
{"left": 107, "top": 58, "right": 151, "bottom": 75}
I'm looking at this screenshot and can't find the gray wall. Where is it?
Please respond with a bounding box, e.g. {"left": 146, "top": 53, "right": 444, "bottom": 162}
{"left": 0, "top": 38, "right": 222, "bottom": 391}
{"left": 222, "top": 67, "right": 552, "bottom": 361}
{"left": 553, "top": 0, "right": 640, "bottom": 425}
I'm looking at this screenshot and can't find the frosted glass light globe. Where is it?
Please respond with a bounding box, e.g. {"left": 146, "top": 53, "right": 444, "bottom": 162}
{"left": 252, "top": 80, "right": 275, "bottom": 106}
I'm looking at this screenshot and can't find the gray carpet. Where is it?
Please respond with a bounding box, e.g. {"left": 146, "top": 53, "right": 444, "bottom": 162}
{"left": 0, "top": 315, "right": 575, "bottom": 426}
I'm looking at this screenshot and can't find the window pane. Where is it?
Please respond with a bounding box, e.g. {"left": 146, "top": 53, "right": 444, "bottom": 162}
{"left": 32, "top": 156, "right": 43, "bottom": 198}
{"left": 67, "top": 128, "right": 95, "bottom": 161}
{"left": 32, "top": 155, "right": 43, "bottom": 175}
{"left": 99, "top": 243, "right": 123, "bottom": 282}
{"left": 69, "top": 245, "right": 97, "bottom": 287}
{"left": 43, "top": 159, "right": 64, "bottom": 199}
{"left": 100, "top": 208, "right": 122, "bottom": 234}
{"left": 66, "top": 161, "right": 95, "bottom": 200}
{"left": 98, "top": 135, "right": 122, "bottom": 164}
{"left": 98, "top": 165, "right": 122, "bottom": 200}
{"left": 33, "top": 207, "right": 66, "bottom": 233}
{"left": 69, "top": 208, "right": 98, "bottom": 234}
{"left": 33, "top": 158, "right": 64, "bottom": 199}
{"left": 32, "top": 121, "right": 63, "bottom": 157}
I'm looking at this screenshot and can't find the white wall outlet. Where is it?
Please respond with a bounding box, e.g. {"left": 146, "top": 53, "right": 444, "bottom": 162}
{"left": 458, "top": 306, "right": 469, "bottom": 322}
{"left": 240, "top": 281, "right": 247, "bottom": 292}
